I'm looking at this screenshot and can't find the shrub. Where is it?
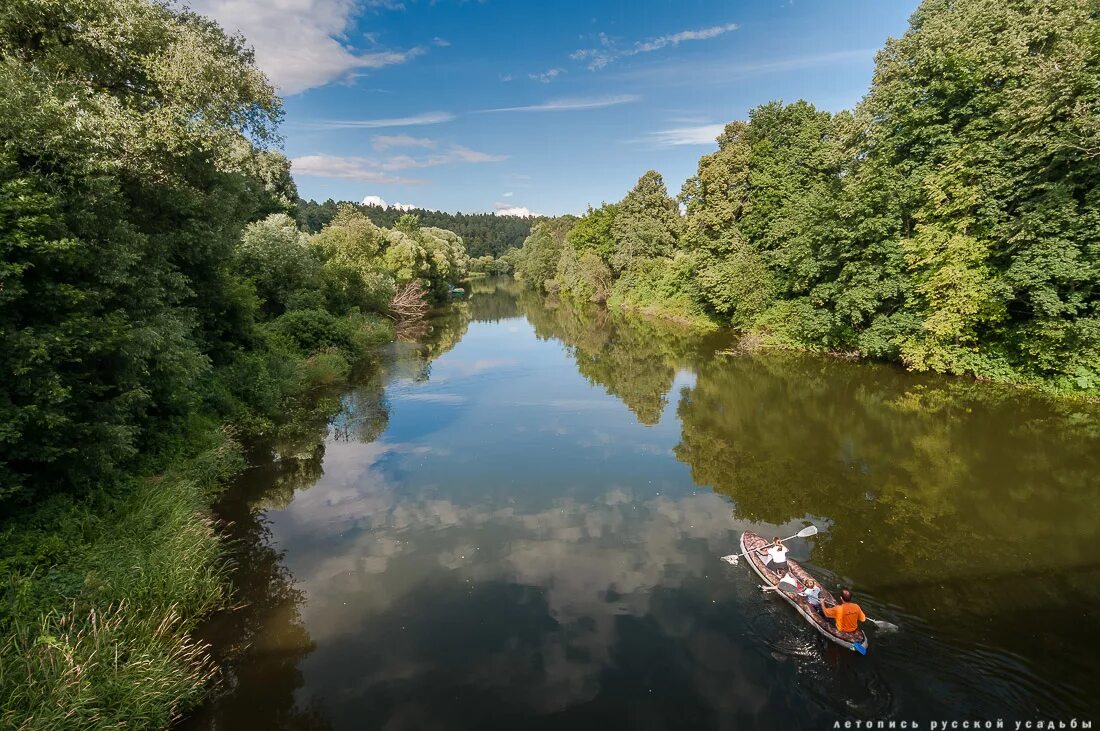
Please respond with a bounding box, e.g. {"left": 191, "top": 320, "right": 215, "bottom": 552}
{"left": 609, "top": 255, "right": 711, "bottom": 327}
{"left": 267, "top": 308, "right": 358, "bottom": 355}
{"left": 299, "top": 349, "right": 351, "bottom": 389}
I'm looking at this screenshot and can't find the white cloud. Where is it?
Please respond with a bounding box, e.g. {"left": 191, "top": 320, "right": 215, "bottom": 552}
{"left": 477, "top": 94, "right": 641, "bottom": 113}
{"left": 302, "top": 111, "right": 456, "bottom": 129}
{"left": 362, "top": 196, "right": 419, "bottom": 210}
{"left": 447, "top": 145, "right": 509, "bottom": 163}
{"left": 372, "top": 135, "right": 438, "bottom": 150}
{"left": 633, "top": 24, "right": 739, "bottom": 54}
{"left": 377, "top": 145, "right": 508, "bottom": 170}
{"left": 572, "top": 23, "right": 739, "bottom": 71}
{"left": 292, "top": 144, "right": 507, "bottom": 183}
{"left": 648, "top": 123, "right": 726, "bottom": 146}
{"left": 502, "top": 191, "right": 514, "bottom": 198}
{"left": 293, "top": 155, "right": 422, "bottom": 184}
{"left": 187, "top": 0, "right": 427, "bottom": 95}
{"left": 494, "top": 202, "right": 537, "bottom": 217}
{"left": 432, "top": 37, "right": 451, "bottom": 47}
{"left": 529, "top": 68, "right": 565, "bottom": 83}
{"left": 614, "top": 48, "right": 877, "bottom": 88}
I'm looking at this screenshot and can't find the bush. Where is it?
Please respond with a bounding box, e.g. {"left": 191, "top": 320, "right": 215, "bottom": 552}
{"left": 694, "top": 248, "right": 775, "bottom": 328}
{"left": 609, "top": 255, "right": 712, "bottom": 327}
{"left": 201, "top": 348, "right": 297, "bottom": 438}
{"left": 299, "top": 349, "right": 351, "bottom": 389}
{"left": 267, "top": 308, "right": 359, "bottom": 356}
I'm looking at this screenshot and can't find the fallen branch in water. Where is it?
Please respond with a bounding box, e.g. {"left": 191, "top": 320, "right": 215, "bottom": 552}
{"left": 389, "top": 280, "right": 430, "bottom": 322}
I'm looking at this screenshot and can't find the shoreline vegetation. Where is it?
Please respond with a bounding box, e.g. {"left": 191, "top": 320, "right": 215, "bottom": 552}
{"left": 504, "top": 0, "right": 1098, "bottom": 399}
{"left": 0, "top": 1, "right": 469, "bottom": 725}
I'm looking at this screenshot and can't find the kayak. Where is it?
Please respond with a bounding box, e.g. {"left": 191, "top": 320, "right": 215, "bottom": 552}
{"left": 736, "top": 530, "right": 868, "bottom": 653}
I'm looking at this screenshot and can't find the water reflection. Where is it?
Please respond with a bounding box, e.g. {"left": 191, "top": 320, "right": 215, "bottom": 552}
{"left": 190, "top": 277, "right": 1100, "bottom": 729}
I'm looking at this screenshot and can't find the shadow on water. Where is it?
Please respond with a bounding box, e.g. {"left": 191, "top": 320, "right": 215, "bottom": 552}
{"left": 184, "top": 277, "right": 1100, "bottom": 730}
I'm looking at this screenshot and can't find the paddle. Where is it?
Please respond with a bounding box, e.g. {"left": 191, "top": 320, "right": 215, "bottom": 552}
{"left": 721, "top": 525, "right": 819, "bottom": 566}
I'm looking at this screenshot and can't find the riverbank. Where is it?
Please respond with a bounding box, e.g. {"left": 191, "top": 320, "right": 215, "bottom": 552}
{"left": 596, "top": 285, "right": 1100, "bottom": 403}
{"left": 0, "top": 318, "right": 394, "bottom": 730}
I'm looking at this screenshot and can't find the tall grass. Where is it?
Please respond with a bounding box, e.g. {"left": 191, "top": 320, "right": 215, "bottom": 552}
{"left": 1, "top": 603, "right": 218, "bottom": 730}
{"left": 0, "top": 433, "right": 240, "bottom": 730}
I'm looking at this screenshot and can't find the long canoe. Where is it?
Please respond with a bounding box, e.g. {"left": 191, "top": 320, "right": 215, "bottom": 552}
{"left": 738, "top": 530, "right": 868, "bottom": 653}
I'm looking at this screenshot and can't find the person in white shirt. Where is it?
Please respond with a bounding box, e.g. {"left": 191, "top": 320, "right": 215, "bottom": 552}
{"left": 759, "top": 536, "right": 789, "bottom": 577}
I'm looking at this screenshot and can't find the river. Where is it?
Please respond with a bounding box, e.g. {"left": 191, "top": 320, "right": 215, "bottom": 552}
{"left": 186, "top": 277, "right": 1100, "bottom": 730}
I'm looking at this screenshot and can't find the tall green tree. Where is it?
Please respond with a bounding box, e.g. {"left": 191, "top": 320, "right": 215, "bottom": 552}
{"left": 611, "top": 171, "right": 682, "bottom": 272}
{"left": 866, "top": 0, "right": 1100, "bottom": 387}
{"left": 533, "top": 0, "right": 1099, "bottom": 395}
{"left": 0, "top": 0, "right": 285, "bottom": 504}
{"left": 514, "top": 217, "right": 576, "bottom": 292}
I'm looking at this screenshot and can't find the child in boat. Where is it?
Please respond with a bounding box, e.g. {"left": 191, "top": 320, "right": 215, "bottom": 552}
{"left": 800, "top": 578, "right": 824, "bottom": 616}
{"left": 759, "top": 536, "right": 789, "bottom": 577}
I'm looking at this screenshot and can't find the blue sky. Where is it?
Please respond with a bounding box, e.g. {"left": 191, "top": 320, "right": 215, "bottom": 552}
{"left": 194, "top": 0, "right": 919, "bottom": 216}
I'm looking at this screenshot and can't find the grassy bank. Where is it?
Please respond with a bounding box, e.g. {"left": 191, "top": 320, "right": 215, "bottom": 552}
{"left": 0, "top": 433, "right": 238, "bottom": 730}
{"left": 0, "top": 315, "right": 394, "bottom": 730}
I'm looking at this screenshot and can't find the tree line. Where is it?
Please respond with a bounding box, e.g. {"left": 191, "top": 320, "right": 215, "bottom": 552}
{"left": 513, "top": 0, "right": 1099, "bottom": 396}
{"left": 297, "top": 198, "right": 535, "bottom": 258}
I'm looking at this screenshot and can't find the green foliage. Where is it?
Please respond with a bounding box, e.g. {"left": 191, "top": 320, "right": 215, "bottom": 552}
{"left": 611, "top": 171, "right": 682, "bottom": 272}
{"left": 419, "top": 226, "right": 471, "bottom": 299}
{"left": 299, "top": 349, "right": 352, "bottom": 389}
{"left": 235, "top": 214, "right": 320, "bottom": 315}
{"left": 1, "top": 431, "right": 244, "bottom": 730}
{"left": 513, "top": 217, "right": 576, "bottom": 292}
{"left": 863, "top": 0, "right": 1100, "bottom": 388}
{"left": 269, "top": 308, "right": 359, "bottom": 355}
{"left": 0, "top": 0, "right": 421, "bottom": 724}
{"left": 469, "top": 254, "right": 514, "bottom": 275}
{"left": 609, "top": 254, "right": 712, "bottom": 328}
{"left": 556, "top": 246, "right": 613, "bottom": 303}
{"left": 311, "top": 204, "right": 388, "bottom": 265}
{"left": 518, "top": 0, "right": 1100, "bottom": 396}
{"left": 693, "top": 246, "right": 775, "bottom": 328}
{"left": 567, "top": 203, "right": 618, "bottom": 263}
{"left": 0, "top": 0, "right": 286, "bottom": 506}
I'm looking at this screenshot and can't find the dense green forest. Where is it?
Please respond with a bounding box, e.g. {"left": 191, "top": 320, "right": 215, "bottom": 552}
{"left": 297, "top": 198, "right": 534, "bottom": 257}
{"left": 0, "top": 1, "right": 470, "bottom": 726}
{"left": 514, "top": 0, "right": 1100, "bottom": 396}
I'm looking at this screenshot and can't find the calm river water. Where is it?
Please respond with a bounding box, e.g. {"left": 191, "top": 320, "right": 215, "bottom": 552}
{"left": 187, "top": 277, "right": 1100, "bottom": 730}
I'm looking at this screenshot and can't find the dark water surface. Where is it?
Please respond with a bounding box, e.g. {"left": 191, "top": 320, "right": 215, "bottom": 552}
{"left": 187, "top": 278, "right": 1100, "bottom": 730}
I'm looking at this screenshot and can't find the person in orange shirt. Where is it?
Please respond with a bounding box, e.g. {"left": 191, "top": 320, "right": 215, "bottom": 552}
{"left": 822, "top": 588, "right": 866, "bottom": 634}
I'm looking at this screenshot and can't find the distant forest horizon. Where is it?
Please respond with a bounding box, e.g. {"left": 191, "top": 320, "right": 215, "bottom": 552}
{"left": 297, "top": 198, "right": 538, "bottom": 258}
